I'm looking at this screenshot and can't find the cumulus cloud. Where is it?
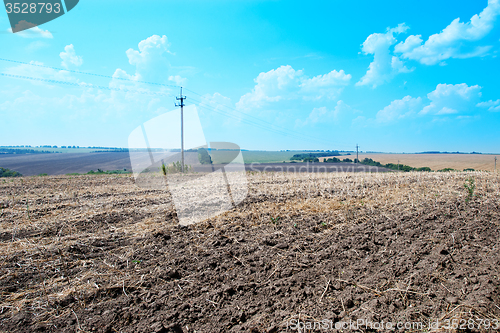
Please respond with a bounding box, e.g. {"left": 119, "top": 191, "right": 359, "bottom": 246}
{"left": 7, "top": 24, "right": 53, "bottom": 38}
{"left": 236, "top": 65, "right": 351, "bottom": 110}
{"left": 362, "top": 83, "right": 489, "bottom": 126}
{"left": 376, "top": 96, "right": 422, "bottom": 122}
{"left": 295, "top": 100, "right": 353, "bottom": 127}
{"left": 477, "top": 99, "right": 500, "bottom": 111}
{"left": 300, "top": 70, "right": 352, "bottom": 100}
{"left": 395, "top": 0, "right": 500, "bottom": 65}
{"left": 4, "top": 60, "right": 76, "bottom": 86}
{"left": 356, "top": 24, "right": 413, "bottom": 88}
{"left": 113, "top": 35, "right": 185, "bottom": 86}
{"left": 420, "top": 83, "right": 482, "bottom": 115}
{"left": 168, "top": 75, "right": 187, "bottom": 86}
{"left": 60, "top": 44, "right": 83, "bottom": 68}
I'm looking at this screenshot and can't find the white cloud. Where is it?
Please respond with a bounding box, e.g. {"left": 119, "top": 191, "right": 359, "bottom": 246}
{"left": 356, "top": 24, "right": 413, "bottom": 88}
{"left": 477, "top": 99, "right": 500, "bottom": 111}
{"left": 420, "top": 83, "right": 482, "bottom": 115}
{"left": 395, "top": 0, "right": 500, "bottom": 65}
{"left": 4, "top": 60, "right": 76, "bottom": 86}
{"left": 168, "top": 75, "right": 187, "bottom": 86}
{"left": 60, "top": 44, "right": 83, "bottom": 68}
{"left": 7, "top": 24, "right": 53, "bottom": 38}
{"left": 295, "top": 100, "right": 353, "bottom": 127}
{"left": 236, "top": 65, "right": 351, "bottom": 110}
{"left": 300, "top": 70, "right": 351, "bottom": 100}
{"left": 113, "top": 35, "right": 185, "bottom": 86}
{"left": 376, "top": 96, "right": 422, "bottom": 122}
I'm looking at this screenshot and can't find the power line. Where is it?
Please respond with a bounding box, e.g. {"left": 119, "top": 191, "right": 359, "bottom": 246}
{"left": 185, "top": 97, "right": 323, "bottom": 144}
{"left": 186, "top": 94, "right": 352, "bottom": 147}
{"left": 0, "top": 72, "right": 172, "bottom": 97}
{"left": 0, "top": 58, "right": 352, "bottom": 148}
{"left": 186, "top": 96, "right": 350, "bottom": 148}
{"left": 0, "top": 58, "right": 180, "bottom": 88}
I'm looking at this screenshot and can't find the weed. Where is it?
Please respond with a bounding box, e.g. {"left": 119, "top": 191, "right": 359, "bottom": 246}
{"left": 160, "top": 162, "right": 192, "bottom": 174}
{"left": 26, "top": 200, "right": 31, "bottom": 222}
{"left": 293, "top": 223, "right": 298, "bottom": 228}
{"left": 321, "top": 222, "right": 327, "bottom": 226}
{"left": 270, "top": 216, "right": 280, "bottom": 224}
{"left": 132, "top": 260, "right": 141, "bottom": 264}
{"left": 464, "top": 177, "right": 476, "bottom": 202}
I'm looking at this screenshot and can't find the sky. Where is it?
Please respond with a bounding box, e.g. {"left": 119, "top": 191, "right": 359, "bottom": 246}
{"left": 0, "top": 0, "right": 499, "bottom": 152}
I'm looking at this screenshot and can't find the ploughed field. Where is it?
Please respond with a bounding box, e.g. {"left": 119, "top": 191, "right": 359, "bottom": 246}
{"left": 0, "top": 172, "right": 499, "bottom": 332}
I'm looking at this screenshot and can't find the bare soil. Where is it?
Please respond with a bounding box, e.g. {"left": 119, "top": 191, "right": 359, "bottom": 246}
{"left": 0, "top": 172, "right": 499, "bottom": 332}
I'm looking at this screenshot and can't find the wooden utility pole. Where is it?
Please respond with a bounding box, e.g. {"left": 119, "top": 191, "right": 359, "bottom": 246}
{"left": 495, "top": 156, "right": 497, "bottom": 173}
{"left": 176, "top": 87, "right": 186, "bottom": 173}
{"left": 356, "top": 144, "right": 359, "bottom": 163}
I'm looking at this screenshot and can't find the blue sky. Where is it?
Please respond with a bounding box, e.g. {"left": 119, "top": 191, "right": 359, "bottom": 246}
{"left": 0, "top": 0, "right": 499, "bottom": 152}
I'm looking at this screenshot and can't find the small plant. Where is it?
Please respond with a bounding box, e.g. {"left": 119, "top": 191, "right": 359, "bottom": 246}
{"left": 293, "top": 223, "right": 298, "bottom": 228}
{"left": 270, "top": 216, "right": 280, "bottom": 224}
{"left": 132, "top": 259, "right": 141, "bottom": 264}
{"left": 38, "top": 173, "right": 48, "bottom": 177}
{"left": 464, "top": 177, "right": 475, "bottom": 202}
{"left": 161, "top": 163, "right": 167, "bottom": 176}
{"left": 321, "top": 222, "right": 327, "bottom": 226}
{"left": 26, "top": 200, "right": 31, "bottom": 222}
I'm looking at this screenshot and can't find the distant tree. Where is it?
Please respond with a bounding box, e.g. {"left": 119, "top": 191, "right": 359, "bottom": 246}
{"left": 290, "top": 152, "right": 339, "bottom": 161}
{"left": 324, "top": 157, "right": 341, "bottom": 163}
{"left": 303, "top": 157, "right": 319, "bottom": 163}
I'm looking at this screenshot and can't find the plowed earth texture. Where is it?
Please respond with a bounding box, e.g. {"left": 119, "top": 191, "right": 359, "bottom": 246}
{"left": 0, "top": 172, "right": 499, "bottom": 332}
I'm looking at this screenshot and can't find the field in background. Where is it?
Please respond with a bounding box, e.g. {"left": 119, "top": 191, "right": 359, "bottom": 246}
{"left": 222, "top": 151, "right": 297, "bottom": 163}
{"left": 320, "top": 153, "right": 500, "bottom": 171}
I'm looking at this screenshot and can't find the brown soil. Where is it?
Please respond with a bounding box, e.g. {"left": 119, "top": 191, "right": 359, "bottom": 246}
{"left": 0, "top": 172, "right": 499, "bottom": 332}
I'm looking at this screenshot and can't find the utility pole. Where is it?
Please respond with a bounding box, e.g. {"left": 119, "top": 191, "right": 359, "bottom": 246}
{"left": 495, "top": 156, "right": 497, "bottom": 173}
{"left": 176, "top": 87, "right": 186, "bottom": 173}
{"left": 356, "top": 144, "right": 359, "bottom": 163}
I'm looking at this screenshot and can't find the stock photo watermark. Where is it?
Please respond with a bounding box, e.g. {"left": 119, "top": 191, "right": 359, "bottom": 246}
{"left": 128, "top": 105, "right": 248, "bottom": 226}
{"left": 4, "top": 0, "right": 79, "bottom": 33}
{"left": 286, "top": 317, "right": 500, "bottom": 331}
